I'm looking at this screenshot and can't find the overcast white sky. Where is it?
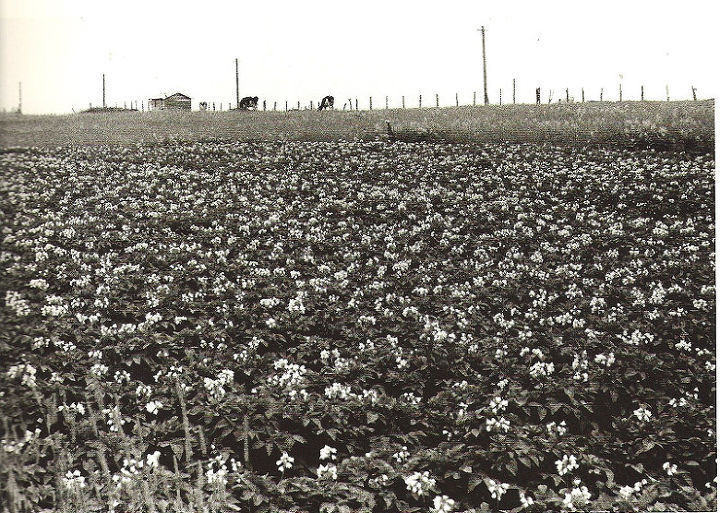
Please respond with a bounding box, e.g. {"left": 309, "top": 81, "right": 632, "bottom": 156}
{"left": 1, "top": 0, "right": 718, "bottom": 114}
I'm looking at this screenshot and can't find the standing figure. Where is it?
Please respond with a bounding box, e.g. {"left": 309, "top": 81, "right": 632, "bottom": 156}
{"left": 535, "top": 88, "right": 541, "bottom": 105}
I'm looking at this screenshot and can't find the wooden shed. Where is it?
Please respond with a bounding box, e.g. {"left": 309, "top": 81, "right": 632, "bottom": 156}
{"left": 164, "top": 93, "right": 191, "bottom": 110}
{"left": 148, "top": 93, "right": 191, "bottom": 111}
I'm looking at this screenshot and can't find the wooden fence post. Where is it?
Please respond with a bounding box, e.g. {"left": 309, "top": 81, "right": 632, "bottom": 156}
{"left": 419, "top": 94, "right": 422, "bottom": 108}
{"left": 355, "top": 99, "right": 358, "bottom": 110}
{"left": 285, "top": 101, "right": 288, "bottom": 111}
{"left": 297, "top": 101, "right": 300, "bottom": 110}
{"left": 273, "top": 101, "right": 277, "bottom": 111}
{"left": 456, "top": 92, "right": 459, "bottom": 107}
{"left": 402, "top": 95, "right": 405, "bottom": 108}
{"left": 566, "top": 88, "right": 569, "bottom": 102}
{"left": 499, "top": 89, "right": 502, "bottom": 105}
{"left": 581, "top": 88, "right": 584, "bottom": 102}
{"left": 473, "top": 91, "right": 476, "bottom": 105}
{"left": 212, "top": 102, "right": 216, "bottom": 111}
{"left": 600, "top": 88, "right": 603, "bottom": 101}
{"left": 310, "top": 100, "right": 313, "bottom": 110}
{"left": 369, "top": 97, "right": 372, "bottom": 110}
{"left": 385, "top": 96, "right": 389, "bottom": 109}
{"left": 692, "top": 86, "right": 697, "bottom": 101}
{"left": 435, "top": 93, "right": 439, "bottom": 107}
{"left": 641, "top": 85, "right": 644, "bottom": 101}
{"left": 619, "top": 83, "right": 622, "bottom": 102}
{"left": 512, "top": 79, "right": 516, "bottom": 104}
{"left": 263, "top": 100, "right": 266, "bottom": 111}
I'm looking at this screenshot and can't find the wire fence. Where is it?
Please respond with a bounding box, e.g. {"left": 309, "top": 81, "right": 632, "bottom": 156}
{"left": 52, "top": 84, "right": 704, "bottom": 115}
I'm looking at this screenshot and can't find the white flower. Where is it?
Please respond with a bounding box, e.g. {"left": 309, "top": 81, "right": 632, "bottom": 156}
{"left": 392, "top": 446, "right": 409, "bottom": 463}
{"left": 618, "top": 484, "right": 635, "bottom": 500}
{"left": 288, "top": 296, "right": 305, "bottom": 313}
{"left": 145, "top": 400, "right": 162, "bottom": 415}
{"left": 555, "top": 454, "right": 579, "bottom": 476}
{"left": 29, "top": 278, "right": 49, "bottom": 290}
{"left": 529, "top": 361, "right": 554, "bottom": 378}
{"left": 58, "top": 402, "right": 86, "bottom": 416}
{"left": 136, "top": 384, "right": 152, "bottom": 397}
{"left": 519, "top": 491, "right": 534, "bottom": 509}
{"left": 404, "top": 471, "right": 435, "bottom": 497}
{"left": 431, "top": 494, "right": 456, "bottom": 513}
{"left": 632, "top": 406, "right": 652, "bottom": 422}
{"left": 485, "top": 416, "right": 511, "bottom": 433}
{"left": 325, "top": 382, "right": 355, "bottom": 400}
{"left": 90, "top": 363, "right": 109, "bottom": 377}
{"left": 562, "top": 481, "right": 591, "bottom": 510}
{"left": 320, "top": 445, "right": 337, "bottom": 461}
{"left": 486, "top": 478, "right": 509, "bottom": 500}
{"left": 317, "top": 463, "right": 337, "bottom": 480}
{"left": 146, "top": 451, "right": 161, "bottom": 468}
{"left": 63, "top": 469, "right": 86, "bottom": 490}
{"left": 663, "top": 461, "right": 678, "bottom": 476}
{"left": 276, "top": 451, "right": 294, "bottom": 471}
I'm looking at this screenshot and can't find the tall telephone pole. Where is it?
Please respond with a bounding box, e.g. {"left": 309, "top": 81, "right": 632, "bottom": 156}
{"left": 477, "top": 26, "right": 489, "bottom": 105}
{"left": 235, "top": 58, "right": 240, "bottom": 109}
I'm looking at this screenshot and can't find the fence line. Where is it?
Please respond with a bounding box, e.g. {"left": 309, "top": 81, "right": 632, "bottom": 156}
{"left": 90, "top": 85, "right": 701, "bottom": 114}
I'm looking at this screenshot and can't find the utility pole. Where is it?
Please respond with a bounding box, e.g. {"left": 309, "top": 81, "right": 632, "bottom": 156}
{"left": 102, "top": 74, "right": 106, "bottom": 108}
{"left": 477, "top": 26, "right": 489, "bottom": 104}
{"left": 235, "top": 58, "right": 240, "bottom": 109}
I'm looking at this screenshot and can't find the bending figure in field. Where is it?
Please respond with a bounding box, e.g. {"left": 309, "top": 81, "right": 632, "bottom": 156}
{"left": 318, "top": 95, "right": 334, "bottom": 110}
{"left": 238, "top": 96, "right": 259, "bottom": 110}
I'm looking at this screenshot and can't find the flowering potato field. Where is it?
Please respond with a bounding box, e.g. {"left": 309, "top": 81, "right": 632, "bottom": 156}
{"left": 0, "top": 140, "right": 715, "bottom": 512}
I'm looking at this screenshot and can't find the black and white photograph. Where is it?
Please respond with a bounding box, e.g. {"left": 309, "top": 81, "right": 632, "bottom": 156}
{"left": 0, "top": 1, "right": 717, "bottom": 511}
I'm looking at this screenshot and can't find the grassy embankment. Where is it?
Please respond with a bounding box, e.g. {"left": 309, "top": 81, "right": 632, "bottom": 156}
{"left": 0, "top": 100, "right": 714, "bottom": 151}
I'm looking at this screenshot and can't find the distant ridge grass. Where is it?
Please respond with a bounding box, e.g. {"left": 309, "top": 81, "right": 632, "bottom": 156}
{"left": 0, "top": 100, "right": 714, "bottom": 152}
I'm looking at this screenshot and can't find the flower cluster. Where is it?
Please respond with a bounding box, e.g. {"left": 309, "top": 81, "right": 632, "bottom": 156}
{"left": 404, "top": 470, "right": 436, "bottom": 497}
{"left": 204, "top": 369, "right": 234, "bottom": 399}
{"left": 555, "top": 454, "right": 579, "bottom": 476}
{"left": 563, "top": 479, "right": 592, "bottom": 510}
{"left": 486, "top": 478, "right": 509, "bottom": 500}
